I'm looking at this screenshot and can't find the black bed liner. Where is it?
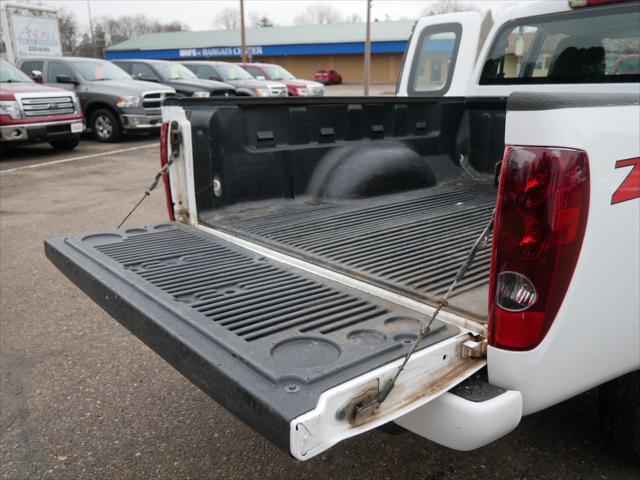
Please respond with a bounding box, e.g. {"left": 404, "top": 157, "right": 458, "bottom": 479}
{"left": 201, "top": 179, "right": 496, "bottom": 320}
{"left": 45, "top": 223, "right": 457, "bottom": 452}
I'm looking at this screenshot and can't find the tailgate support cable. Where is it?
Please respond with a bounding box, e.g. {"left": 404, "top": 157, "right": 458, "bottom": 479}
{"left": 358, "top": 210, "right": 495, "bottom": 416}
{"left": 116, "top": 159, "right": 173, "bottom": 229}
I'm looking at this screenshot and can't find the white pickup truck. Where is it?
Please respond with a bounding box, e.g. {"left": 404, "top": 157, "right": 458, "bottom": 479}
{"left": 46, "top": 0, "right": 640, "bottom": 464}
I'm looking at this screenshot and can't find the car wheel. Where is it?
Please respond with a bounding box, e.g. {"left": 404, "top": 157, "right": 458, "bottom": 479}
{"left": 599, "top": 370, "right": 640, "bottom": 464}
{"left": 91, "top": 109, "right": 122, "bottom": 142}
{"left": 49, "top": 138, "right": 80, "bottom": 151}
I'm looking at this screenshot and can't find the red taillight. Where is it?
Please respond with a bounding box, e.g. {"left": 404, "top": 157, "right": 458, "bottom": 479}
{"left": 488, "top": 146, "right": 590, "bottom": 350}
{"left": 160, "top": 121, "right": 175, "bottom": 221}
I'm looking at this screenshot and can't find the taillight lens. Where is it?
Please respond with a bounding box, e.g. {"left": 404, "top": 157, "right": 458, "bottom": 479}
{"left": 160, "top": 121, "right": 175, "bottom": 221}
{"left": 488, "top": 146, "right": 590, "bottom": 350}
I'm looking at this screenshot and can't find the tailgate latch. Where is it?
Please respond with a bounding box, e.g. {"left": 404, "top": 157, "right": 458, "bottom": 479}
{"left": 169, "top": 121, "right": 182, "bottom": 160}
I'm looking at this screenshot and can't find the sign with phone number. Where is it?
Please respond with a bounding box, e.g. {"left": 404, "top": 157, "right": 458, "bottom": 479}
{"left": 10, "top": 14, "right": 62, "bottom": 58}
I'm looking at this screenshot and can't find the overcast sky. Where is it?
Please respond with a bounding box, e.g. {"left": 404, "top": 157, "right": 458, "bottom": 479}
{"left": 45, "top": 0, "right": 506, "bottom": 32}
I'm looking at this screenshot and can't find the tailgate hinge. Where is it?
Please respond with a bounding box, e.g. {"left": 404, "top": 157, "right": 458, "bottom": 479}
{"left": 460, "top": 338, "right": 487, "bottom": 359}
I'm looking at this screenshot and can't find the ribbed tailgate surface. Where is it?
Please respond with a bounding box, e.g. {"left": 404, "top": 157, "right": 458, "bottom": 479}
{"left": 45, "top": 223, "right": 456, "bottom": 451}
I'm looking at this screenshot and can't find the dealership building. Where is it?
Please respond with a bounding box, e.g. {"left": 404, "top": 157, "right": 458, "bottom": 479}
{"left": 105, "top": 21, "right": 414, "bottom": 83}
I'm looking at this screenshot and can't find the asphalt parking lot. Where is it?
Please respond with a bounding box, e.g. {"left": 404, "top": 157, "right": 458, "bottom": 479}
{"left": 1, "top": 135, "right": 637, "bottom": 480}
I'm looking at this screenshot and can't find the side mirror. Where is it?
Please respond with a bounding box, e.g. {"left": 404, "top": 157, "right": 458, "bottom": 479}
{"left": 256, "top": 75, "right": 265, "bottom": 80}
{"left": 31, "top": 70, "right": 43, "bottom": 83}
{"left": 56, "top": 74, "right": 77, "bottom": 84}
{"left": 208, "top": 76, "right": 221, "bottom": 81}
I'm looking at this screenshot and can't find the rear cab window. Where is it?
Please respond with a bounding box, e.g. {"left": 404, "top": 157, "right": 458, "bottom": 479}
{"left": 480, "top": 3, "right": 640, "bottom": 85}
{"left": 408, "top": 23, "right": 462, "bottom": 96}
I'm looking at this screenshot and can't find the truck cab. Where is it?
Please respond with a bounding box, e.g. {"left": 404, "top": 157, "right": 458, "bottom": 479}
{"left": 45, "top": 0, "right": 640, "bottom": 464}
{"left": 0, "top": 59, "right": 84, "bottom": 151}
{"left": 396, "top": 0, "right": 640, "bottom": 97}
{"left": 18, "top": 57, "right": 176, "bottom": 142}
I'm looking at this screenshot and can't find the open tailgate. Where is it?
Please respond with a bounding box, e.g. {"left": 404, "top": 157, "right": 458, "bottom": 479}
{"left": 45, "top": 223, "right": 484, "bottom": 459}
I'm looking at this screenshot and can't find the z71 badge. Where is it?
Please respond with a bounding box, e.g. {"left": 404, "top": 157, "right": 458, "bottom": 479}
{"left": 611, "top": 157, "right": 640, "bottom": 205}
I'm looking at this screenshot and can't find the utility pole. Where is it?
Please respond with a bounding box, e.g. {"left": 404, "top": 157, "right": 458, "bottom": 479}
{"left": 364, "top": 0, "right": 372, "bottom": 96}
{"left": 86, "top": 0, "right": 96, "bottom": 57}
{"left": 240, "top": 0, "right": 247, "bottom": 63}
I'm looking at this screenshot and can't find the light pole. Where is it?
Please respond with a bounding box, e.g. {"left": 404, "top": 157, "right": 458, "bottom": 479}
{"left": 364, "top": 0, "right": 372, "bottom": 96}
{"left": 86, "top": 0, "right": 96, "bottom": 57}
{"left": 240, "top": 0, "right": 247, "bottom": 63}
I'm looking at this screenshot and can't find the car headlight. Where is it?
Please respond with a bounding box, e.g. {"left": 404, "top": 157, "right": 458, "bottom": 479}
{"left": 295, "top": 87, "right": 309, "bottom": 96}
{"left": 70, "top": 93, "right": 81, "bottom": 113}
{"left": 255, "top": 88, "right": 270, "bottom": 97}
{"left": 192, "top": 91, "right": 210, "bottom": 98}
{"left": 0, "top": 100, "right": 21, "bottom": 120}
{"left": 116, "top": 95, "right": 141, "bottom": 108}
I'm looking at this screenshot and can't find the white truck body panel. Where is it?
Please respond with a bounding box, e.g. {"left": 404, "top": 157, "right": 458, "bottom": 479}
{"left": 392, "top": 0, "right": 640, "bottom": 449}
{"left": 489, "top": 102, "right": 640, "bottom": 414}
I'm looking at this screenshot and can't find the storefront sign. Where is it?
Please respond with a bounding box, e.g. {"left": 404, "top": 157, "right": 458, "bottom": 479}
{"left": 178, "top": 46, "right": 263, "bottom": 58}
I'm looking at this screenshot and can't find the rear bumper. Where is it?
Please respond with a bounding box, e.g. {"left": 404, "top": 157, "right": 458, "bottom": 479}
{"left": 394, "top": 376, "right": 522, "bottom": 451}
{"left": 120, "top": 113, "right": 162, "bottom": 130}
{"left": 1, "top": 118, "right": 84, "bottom": 143}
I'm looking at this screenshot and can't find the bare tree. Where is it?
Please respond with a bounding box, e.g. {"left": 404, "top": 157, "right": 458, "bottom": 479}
{"left": 421, "top": 0, "right": 476, "bottom": 16}
{"left": 75, "top": 32, "right": 97, "bottom": 57}
{"left": 294, "top": 4, "right": 342, "bottom": 25}
{"left": 212, "top": 7, "right": 240, "bottom": 29}
{"left": 249, "top": 12, "right": 275, "bottom": 28}
{"left": 345, "top": 12, "right": 363, "bottom": 24}
{"left": 96, "top": 14, "right": 189, "bottom": 48}
{"left": 56, "top": 8, "right": 78, "bottom": 55}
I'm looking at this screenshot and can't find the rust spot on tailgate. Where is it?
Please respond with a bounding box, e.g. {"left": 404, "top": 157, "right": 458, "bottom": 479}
{"left": 348, "top": 357, "right": 484, "bottom": 428}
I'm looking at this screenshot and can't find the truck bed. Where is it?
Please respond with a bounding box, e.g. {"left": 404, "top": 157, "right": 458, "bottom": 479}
{"left": 201, "top": 179, "right": 496, "bottom": 320}
{"left": 172, "top": 96, "right": 505, "bottom": 321}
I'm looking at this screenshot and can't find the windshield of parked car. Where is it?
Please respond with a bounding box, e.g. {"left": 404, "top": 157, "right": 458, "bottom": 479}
{"left": 0, "top": 61, "right": 33, "bottom": 83}
{"left": 152, "top": 62, "right": 197, "bottom": 81}
{"left": 72, "top": 60, "right": 131, "bottom": 81}
{"left": 261, "top": 65, "right": 295, "bottom": 80}
{"left": 215, "top": 63, "right": 253, "bottom": 81}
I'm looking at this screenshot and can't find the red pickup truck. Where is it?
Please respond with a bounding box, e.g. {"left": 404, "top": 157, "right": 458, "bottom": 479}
{"left": 1, "top": 59, "right": 84, "bottom": 152}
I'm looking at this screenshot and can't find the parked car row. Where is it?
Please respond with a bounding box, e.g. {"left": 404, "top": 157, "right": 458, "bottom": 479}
{"left": 2, "top": 56, "right": 337, "bottom": 150}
